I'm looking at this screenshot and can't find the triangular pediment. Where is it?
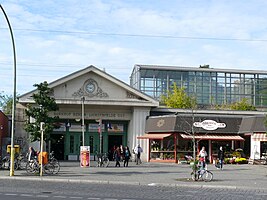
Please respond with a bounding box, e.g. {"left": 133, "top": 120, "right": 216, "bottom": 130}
{"left": 19, "top": 65, "right": 159, "bottom": 107}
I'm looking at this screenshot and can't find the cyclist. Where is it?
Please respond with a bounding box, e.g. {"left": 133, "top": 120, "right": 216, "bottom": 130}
{"left": 28, "top": 147, "right": 37, "bottom": 161}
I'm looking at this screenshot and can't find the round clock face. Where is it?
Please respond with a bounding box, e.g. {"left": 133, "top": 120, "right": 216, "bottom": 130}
{"left": 86, "top": 83, "right": 95, "bottom": 93}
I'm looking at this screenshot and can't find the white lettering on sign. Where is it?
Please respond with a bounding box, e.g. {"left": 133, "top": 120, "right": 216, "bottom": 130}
{"left": 193, "top": 120, "right": 226, "bottom": 131}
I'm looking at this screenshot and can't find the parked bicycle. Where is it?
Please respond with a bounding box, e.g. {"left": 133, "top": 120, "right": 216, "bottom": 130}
{"left": 48, "top": 151, "right": 60, "bottom": 174}
{"left": 25, "top": 156, "right": 54, "bottom": 175}
{"left": 25, "top": 151, "right": 60, "bottom": 175}
{"left": 96, "top": 152, "right": 109, "bottom": 167}
{"left": 191, "top": 165, "right": 213, "bottom": 182}
{"left": 15, "top": 153, "right": 28, "bottom": 170}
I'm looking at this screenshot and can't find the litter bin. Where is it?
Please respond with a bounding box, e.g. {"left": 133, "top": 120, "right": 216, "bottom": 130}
{"left": 7, "top": 145, "right": 20, "bottom": 154}
{"left": 38, "top": 152, "right": 48, "bottom": 164}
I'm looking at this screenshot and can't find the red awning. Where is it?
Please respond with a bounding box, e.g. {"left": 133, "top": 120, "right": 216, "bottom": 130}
{"left": 252, "top": 133, "right": 267, "bottom": 141}
{"left": 180, "top": 134, "right": 244, "bottom": 141}
{"left": 137, "top": 133, "right": 172, "bottom": 139}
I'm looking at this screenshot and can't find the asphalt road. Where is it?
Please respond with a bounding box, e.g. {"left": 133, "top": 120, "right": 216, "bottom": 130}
{"left": 0, "top": 179, "right": 267, "bottom": 200}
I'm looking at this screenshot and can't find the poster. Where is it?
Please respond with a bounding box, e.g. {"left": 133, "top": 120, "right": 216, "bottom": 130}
{"left": 80, "top": 146, "right": 90, "bottom": 167}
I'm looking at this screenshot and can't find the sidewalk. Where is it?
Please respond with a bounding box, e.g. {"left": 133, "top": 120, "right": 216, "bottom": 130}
{"left": 1, "top": 161, "right": 267, "bottom": 190}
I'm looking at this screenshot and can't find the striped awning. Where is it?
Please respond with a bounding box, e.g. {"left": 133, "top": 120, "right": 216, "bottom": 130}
{"left": 137, "top": 133, "right": 172, "bottom": 139}
{"left": 180, "top": 134, "right": 244, "bottom": 141}
{"left": 252, "top": 133, "right": 267, "bottom": 141}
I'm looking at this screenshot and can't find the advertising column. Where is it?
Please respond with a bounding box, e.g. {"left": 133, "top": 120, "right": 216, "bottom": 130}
{"left": 80, "top": 146, "right": 90, "bottom": 167}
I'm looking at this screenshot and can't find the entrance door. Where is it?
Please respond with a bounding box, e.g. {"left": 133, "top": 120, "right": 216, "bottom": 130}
{"left": 50, "top": 134, "right": 65, "bottom": 160}
{"left": 108, "top": 135, "right": 123, "bottom": 160}
{"left": 68, "top": 133, "right": 81, "bottom": 160}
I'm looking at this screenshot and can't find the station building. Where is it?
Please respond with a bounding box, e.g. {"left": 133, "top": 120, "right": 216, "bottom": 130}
{"left": 16, "top": 65, "right": 267, "bottom": 163}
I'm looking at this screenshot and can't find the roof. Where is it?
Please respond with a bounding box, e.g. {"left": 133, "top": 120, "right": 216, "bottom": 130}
{"left": 145, "top": 114, "right": 243, "bottom": 134}
{"left": 18, "top": 65, "right": 159, "bottom": 107}
{"left": 134, "top": 64, "right": 267, "bottom": 75}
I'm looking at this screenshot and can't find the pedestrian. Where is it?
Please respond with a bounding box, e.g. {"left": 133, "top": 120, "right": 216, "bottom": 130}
{"left": 198, "top": 146, "right": 207, "bottom": 170}
{"left": 134, "top": 144, "right": 143, "bottom": 165}
{"left": 123, "top": 146, "right": 131, "bottom": 167}
{"left": 28, "top": 146, "right": 37, "bottom": 161}
{"left": 113, "top": 147, "right": 121, "bottom": 167}
{"left": 120, "top": 144, "right": 125, "bottom": 162}
{"left": 218, "top": 146, "right": 224, "bottom": 170}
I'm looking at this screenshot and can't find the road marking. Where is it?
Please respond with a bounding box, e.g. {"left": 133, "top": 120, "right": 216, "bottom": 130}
{"left": 104, "top": 199, "right": 118, "bottom": 200}
{"left": 5, "top": 193, "right": 18, "bottom": 196}
{"left": 36, "top": 194, "right": 49, "bottom": 198}
{"left": 54, "top": 196, "right": 67, "bottom": 198}
{"left": 21, "top": 194, "right": 34, "bottom": 197}
{"left": 88, "top": 198, "right": 101, "bottom": 200}
{"left": 121, "top": 198, "right": 136, "bottom": 200}
{"left": 70, "top": 197, "right": 83, "bottom": 199}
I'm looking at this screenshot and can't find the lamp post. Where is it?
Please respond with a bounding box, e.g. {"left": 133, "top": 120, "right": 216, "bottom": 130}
{"left": 0, "top": 4, "right": 17, "bottom": 177}
{"left": 81, "top": 97, "right": 85, "bottom": 146}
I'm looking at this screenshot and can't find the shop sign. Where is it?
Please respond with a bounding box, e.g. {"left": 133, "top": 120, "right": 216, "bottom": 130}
{"left": 193, "top": 120, "right": 226, "bottom": 131}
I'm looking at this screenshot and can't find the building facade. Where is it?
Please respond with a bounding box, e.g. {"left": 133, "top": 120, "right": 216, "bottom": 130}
{"left": 14, "top": 65, "right": 267, "bottom": 163}
{"left": 130, "top": 64, "right": 267, "bottom": 109}
{"left": 17, "top": 66, "right": 159, "bottom": 160}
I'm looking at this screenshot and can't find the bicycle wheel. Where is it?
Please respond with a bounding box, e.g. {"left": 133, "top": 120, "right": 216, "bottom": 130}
{"left": 202, "top": 170, "right": 213, "bottom": 182}
{"left": 19, "top": 159, "right": 28, "bottom": 170}
{"left": 43, "top": 163, "right": 54, "bottom": 175}
{"left": 26, "top": 162, "right": 38, "bottom": 174}
{"left": 52, "top": 162, "right": 60, "bottom": 174}
{"left": 103, "top": 157, "right": 109, "bottom": 167}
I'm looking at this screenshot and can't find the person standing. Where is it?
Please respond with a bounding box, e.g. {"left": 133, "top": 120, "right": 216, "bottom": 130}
{"left": 218, "top": 146, "right": 224, "bottom": 170}
{"left": 134, "top": 144, "right": 143, "bottom": 165}
{"left": 123, "top": 146, "right": 131, "bottom": 167}
{"left": 198, "top": 146, "right": 207, "bottom": 170}
{"left": 113, "top": 147, "right": 121, "bottom": 167}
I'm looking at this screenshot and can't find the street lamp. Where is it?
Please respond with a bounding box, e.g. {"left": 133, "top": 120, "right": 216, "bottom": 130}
{"left": 81, "top": 97, "right": 85, "bottom": 146}
{"left": 0, "top": 4, "right": 17, "bottom": 177}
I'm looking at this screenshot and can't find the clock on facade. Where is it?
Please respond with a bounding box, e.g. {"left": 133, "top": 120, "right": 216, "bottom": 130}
{"left": 84, "top": 79, "right": 98, "bottom": 95}
{"left": 86, "top": 82, "right": 95, "bottom": 93}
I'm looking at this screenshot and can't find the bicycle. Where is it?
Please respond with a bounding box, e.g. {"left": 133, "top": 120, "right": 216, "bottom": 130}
{"left": 16, "top": 153, "right": 28, "bottom": 170}
{"left": 191, "top": 165, "right": 213, "bottom": 182}
{"left": 26, "top": 156, "right": 55, "bottom": 175}
{"left": 48, "top": 151, "right": 60, "bottom": 174}
{"left": 96, "top": 152, "right": 109, "bottom": 167}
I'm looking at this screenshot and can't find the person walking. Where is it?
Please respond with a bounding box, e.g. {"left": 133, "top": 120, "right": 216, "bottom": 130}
{"left": 134, "top": 144, "right": 143, "bottom": 165}
{"left": 218, "top": 146, "right": 224, "bottom": 170}
{"left": 123, "top": 146, "right": 131, "bottom": 167}
{"left": 113, "top": 147, "right": 121, "bottom": 167}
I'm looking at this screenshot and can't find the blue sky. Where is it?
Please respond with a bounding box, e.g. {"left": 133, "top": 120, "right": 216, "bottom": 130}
{"left": 1, "top": 0, "right": 267, "bottom": 96}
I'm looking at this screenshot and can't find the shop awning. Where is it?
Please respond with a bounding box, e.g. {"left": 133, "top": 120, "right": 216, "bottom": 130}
{"left": 252, "top": 133, "right": 267, "bottom": 141}
{"left": 180, "top": 134, "right": 244, "bottom": 141}
{"left": 137, "top": 133, "right": 172, "bottom": 139}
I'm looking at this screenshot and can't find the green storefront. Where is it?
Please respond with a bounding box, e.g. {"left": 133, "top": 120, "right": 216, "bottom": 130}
{"left": 50, "top": 120, "right": 128, "bottom": 161}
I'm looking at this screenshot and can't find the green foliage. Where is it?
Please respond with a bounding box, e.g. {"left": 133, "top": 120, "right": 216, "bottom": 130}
{"left": 160, "top": 83, "right": 197, "bottom": 109}
{"left": 24, "top": 81, "right": 59, "bottom": 142}
{"left": 229, "top": 98, "right": 256, "bottom": 111}
{"left": 0, "top": 92, "right": 14, "bottom": 114}
{"left": 214, "top": 98, "right": 256, "bottom": 111}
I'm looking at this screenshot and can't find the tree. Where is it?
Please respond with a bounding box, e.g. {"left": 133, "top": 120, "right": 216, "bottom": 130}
{"left": 24, "top": 81, "right": 59, "bottom": 142}
{"left": 229, "top": 98, "right": 256, "bottom": 111}
{"left": 0, "top": 92, "right": 14, "bottom": 114}
{"left": 161, "top": 83, "right": 196, "bottom": 109}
